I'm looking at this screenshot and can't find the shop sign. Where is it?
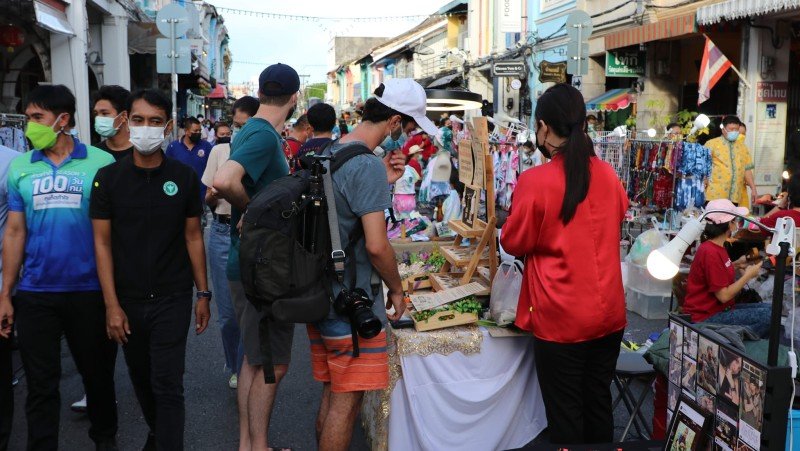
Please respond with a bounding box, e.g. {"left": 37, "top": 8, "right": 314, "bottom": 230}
{"left": 499, "top": 0, "right": 522, "bottom": 33}
{"left": 539, "top": 61, "right": 567, "bottom": 83}
{"left": 605, "top": 49, "right": 645, "bottom": 77}
{"left": 756, "top": 81, "right": 788, "bottom": 102}
{"left": 492, "top": 60, "right": 525, "bottom": 77}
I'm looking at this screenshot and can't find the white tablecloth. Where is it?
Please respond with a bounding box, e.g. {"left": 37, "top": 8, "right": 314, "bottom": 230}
{"left": 385, "top": 327, "right": 547, "bottom": 451}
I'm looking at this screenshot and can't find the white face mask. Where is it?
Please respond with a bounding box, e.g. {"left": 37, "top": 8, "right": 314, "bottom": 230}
{"left": 129, "top": 123, "right": 168, "bottom": 155}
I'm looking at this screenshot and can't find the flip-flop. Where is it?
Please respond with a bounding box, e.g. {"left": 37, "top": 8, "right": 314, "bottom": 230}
{"left": 268, "top": 448, "right": 292, "bottom": 451}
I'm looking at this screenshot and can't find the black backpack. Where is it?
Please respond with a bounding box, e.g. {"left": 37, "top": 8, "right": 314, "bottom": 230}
{"left": 238, "top": 143, "right": 373, "bottom": 381}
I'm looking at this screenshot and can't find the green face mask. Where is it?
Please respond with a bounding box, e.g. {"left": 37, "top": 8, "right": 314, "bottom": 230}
{"left": 26, "top": 114, "right": 64, "bottom": 150}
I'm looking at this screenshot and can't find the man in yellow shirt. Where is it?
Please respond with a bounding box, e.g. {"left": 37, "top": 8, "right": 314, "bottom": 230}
{"left": 705, "top": 116, "right": 757, "bottom": 206}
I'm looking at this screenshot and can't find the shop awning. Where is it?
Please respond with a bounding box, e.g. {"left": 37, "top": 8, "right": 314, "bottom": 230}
{"left": 371, "top": 21, "right": 447, "bottom": 64}
{"left": 207, "top": 84, "right": 227, "bottom": 99}
{"left": 585, "top": 89, "right": 631, "bottom": 112}
{"left": 697, "top": 0, "right": 800, "bottom": 25}
{"left": 128, "top": 22, "right": 159, "bottom": 54}
{"left": 427, "top": 73, "right": 462, "bottom": 88}
{"left": 604, "top": 13, "right": 696, "bottom": 50}
{"left": 34, "top": 1, "right": 74, "bottom": 36}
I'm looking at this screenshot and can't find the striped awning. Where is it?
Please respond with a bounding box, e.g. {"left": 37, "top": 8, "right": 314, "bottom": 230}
{"left": 604, "top": 13, "right": 696, "bottom": 50}
{"left": 697, "top": 0, "right": 800, "bottom": 25}
{"left": 585, "top": 89, "right": 631, "bottom": 112}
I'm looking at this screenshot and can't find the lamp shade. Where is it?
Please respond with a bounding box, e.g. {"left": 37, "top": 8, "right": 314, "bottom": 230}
{"left": 646, "top": 218, "right": 705, "bottom": 280}
{"left": 426, "top": 89, "right": 483, "bottom": 111}
{"left": 689, "top": 114, "right": 710, "bottom": 135}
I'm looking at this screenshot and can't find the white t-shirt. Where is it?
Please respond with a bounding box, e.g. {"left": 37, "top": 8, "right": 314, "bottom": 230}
{"left": 394, "top": 165, "right": 420, "bottom": 195}
{"left": 201, "top": 143, "right": 232, "bottom": 216}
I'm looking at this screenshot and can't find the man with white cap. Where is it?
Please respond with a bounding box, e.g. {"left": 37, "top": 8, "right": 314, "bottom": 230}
{"left": 307, "top": 79, "right": 437, "bottom": 450}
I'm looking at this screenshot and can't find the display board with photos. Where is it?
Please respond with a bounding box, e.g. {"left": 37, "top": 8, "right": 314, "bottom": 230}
{"left": 666, "top": 314, "right": 792, "bottom": 451}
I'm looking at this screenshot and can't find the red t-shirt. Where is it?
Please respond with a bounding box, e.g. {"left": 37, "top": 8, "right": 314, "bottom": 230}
{"left": 759, "top": 209, "right": 800, "bottom": 231}
{"left": 500, "top": 156, "right": 628, "bottom": 343}
{"left": 683, "top": 240, "right": 735, "bottom": 323}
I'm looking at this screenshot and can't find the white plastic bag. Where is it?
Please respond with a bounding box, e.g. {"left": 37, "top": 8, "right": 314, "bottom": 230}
{"left": 625, "top": 222, "right": 668, "bottom": 267}
{"left": 490, "top": 260, "right": 523, "bottom": 326}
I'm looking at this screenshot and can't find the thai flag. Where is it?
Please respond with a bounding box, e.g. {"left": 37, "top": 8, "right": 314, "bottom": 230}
{"left": 698, "top": 36, "right": 732, "bottom": 105}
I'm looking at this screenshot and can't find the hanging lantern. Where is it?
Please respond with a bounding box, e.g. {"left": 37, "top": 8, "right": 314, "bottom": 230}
{"left": 0, "top": 25, "right": 25, "bottom": 52}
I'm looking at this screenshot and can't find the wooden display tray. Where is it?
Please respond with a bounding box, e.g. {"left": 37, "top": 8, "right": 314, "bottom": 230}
{"left": 448, "top": 219, "right": 487, "bottom": 238}
{"left": 429, "top": 273, "right": 490, "bottom": 296}
{"left": 402, "top": 273, "right": 433, "bottom": 294}
{"left": 413, "top": 310, "right": 479, "bottom": 332}
{"left": 441, "top": 245, "right": 491, "bottom": 266}
{"left": 476, "top": 266, "right": 493, "bottom": 285}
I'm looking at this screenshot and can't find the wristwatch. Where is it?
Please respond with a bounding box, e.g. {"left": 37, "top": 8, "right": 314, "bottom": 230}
{"left": 196, "top": 290, "right": 212, "bottom": 300}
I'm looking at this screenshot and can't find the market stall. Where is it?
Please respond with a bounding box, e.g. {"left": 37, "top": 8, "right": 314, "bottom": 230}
{"left": 363, "top": 116, "right": 544, "bottom": 450}
{"left": 361, "top": 325, "right": 546, "bottom": 451}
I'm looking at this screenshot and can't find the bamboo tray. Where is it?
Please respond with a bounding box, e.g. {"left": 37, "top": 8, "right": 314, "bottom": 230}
{"left": 413, "top": 310, "right": 479, "bottom": 332}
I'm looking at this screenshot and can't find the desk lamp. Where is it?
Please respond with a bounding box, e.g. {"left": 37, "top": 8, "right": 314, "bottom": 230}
{"left": 646, "top": 210, "right": 796, "bottom": 366}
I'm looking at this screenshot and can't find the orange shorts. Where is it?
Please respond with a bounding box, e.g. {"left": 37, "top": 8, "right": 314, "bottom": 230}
{"left": 307, "top": 321, "right": 389, "bottom": 393}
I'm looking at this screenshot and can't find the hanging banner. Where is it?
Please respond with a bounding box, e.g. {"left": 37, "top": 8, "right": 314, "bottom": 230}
{"left": 499, "top": 0, "right": 522, "bottom": 33}
{"left": 605, "top": 49, "right": 646, "bottom": 77}
{"left": 539, "top": 61, "right": 567, "bottom": 83}
{"left": 754, "top": 81, "right": 789, "bottom": 186}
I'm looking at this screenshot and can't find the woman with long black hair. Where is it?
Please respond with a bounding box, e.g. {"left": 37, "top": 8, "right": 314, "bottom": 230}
{"left": 501, "top": 84, "right": 629, "bottom": 444}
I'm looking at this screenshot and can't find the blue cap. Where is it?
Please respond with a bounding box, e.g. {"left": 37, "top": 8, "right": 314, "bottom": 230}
{"left": 258, "top": 63, "right": 300, "bottom": 97}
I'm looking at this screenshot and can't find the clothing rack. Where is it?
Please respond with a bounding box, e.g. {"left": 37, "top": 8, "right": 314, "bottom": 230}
{"left": 0, "top": 113, "right": 27, "bottom": 153}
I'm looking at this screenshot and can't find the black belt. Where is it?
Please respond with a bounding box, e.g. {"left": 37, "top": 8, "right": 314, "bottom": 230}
{"left": 214, "top": 214, "right": 231, "bottom": 225}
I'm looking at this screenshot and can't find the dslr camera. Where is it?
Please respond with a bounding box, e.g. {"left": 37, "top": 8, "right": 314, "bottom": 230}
{"left": 333, "top": 288, "right": 382, "bottom": 339}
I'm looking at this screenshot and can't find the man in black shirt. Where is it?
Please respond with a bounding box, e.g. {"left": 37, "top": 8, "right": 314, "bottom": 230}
{"left": 90, "top": 89, "right": 211, "bottom": 451}
{"left": 93, "top": 85, "right": 134, "bottom": 161}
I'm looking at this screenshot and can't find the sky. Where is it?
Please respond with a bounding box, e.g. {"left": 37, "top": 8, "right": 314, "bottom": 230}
{"left": 207, "top": 0, "right": 452, "bottom": 87}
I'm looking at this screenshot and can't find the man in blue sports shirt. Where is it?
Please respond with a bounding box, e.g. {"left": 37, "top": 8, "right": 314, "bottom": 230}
{"left": 0, "top": 84, "right": 118, "bottom": 451}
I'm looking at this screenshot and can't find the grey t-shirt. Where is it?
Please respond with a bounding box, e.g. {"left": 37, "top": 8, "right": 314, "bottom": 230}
{"left": 0, "top": 145, "right": 19, "bottom": 291}
{"left": 327, "top": 141, "right": 392, "bottom": 322}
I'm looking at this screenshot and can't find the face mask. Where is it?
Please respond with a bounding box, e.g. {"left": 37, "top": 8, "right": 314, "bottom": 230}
{"left": 130, "top": 124, "right": 167, "bottom": 155}
{"left": 94, "top": 114, "right": 121, "bottom": 138}
{"left": 534, "top": 124, "right": 552, "bottom": 160}
{"left": 588, "top": 124, "right": 595, "bottom": 132}
{"left": 726, "top": 131, "right": 740, "bottom": 142}
{"left": 216, "top": 136, "right": 231, "bottom": 144}
{"left": 26, "top": 114, "right": 65, "bottom": 150}
{"left": 188, "top": 133, "right": 201, "bottom": 144}
{"left": 731, "top": 222, "right": 740, "bottom": 236}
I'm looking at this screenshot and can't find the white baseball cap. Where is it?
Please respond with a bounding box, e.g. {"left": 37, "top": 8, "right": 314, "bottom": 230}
{"left": 374, "top": 78, "right": 439, "bottom": 137}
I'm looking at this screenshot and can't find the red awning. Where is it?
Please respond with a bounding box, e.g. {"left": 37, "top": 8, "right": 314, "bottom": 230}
{"left": 207, "top": 84, "right": 227, "bottom": 99}
{"left": 604, "top": 13, "right": 696, "bottom": 50}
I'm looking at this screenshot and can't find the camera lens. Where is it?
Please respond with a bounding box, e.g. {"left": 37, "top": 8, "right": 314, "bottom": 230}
{"left": 354, "top": 309, "right": 382, "bottom": 339}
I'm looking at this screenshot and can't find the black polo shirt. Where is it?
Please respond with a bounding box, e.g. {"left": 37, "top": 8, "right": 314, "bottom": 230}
{"left": 90, "top": 155, "right": 202, "bottom": 300}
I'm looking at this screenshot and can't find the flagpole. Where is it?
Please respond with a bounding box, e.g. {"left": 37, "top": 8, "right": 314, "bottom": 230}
{"left": 703, "top": 33, "right": 752, "bottom": 89}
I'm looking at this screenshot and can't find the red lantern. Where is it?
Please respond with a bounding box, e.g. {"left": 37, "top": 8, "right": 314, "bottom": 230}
{"left": 0, "top": 25, "right": 25, "bottom": 52}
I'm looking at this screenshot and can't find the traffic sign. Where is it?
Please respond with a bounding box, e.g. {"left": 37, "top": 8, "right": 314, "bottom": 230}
{"left": 156, "top": 38, "right": 191, "bottom": 75}
{"left": 567, "top": 42, "right": 589, "bottom": 76}
{"left": 492, "top": 60, "right": 525, "bottom": 77}
{"left": 156, "top": 3, "right": 190, "bottom": 38}
{"left": 565, "top": 10, "right": 592, "bottom": 40}
{"left": 184, "top": 3, "right": 201, "bottom": 38}
{"left": 572, "top": 76, "right": 583, "bottom": 91}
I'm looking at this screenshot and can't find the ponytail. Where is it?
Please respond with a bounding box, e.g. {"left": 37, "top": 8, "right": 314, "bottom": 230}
{"left": 560, "top": 124, "right": 595, "bottom": 224}
{"left": 534, "top": 84, "right": 596, "bottom": 225}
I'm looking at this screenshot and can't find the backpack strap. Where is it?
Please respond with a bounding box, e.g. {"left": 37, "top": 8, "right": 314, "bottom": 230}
{"left": 322, "top": 159, "right": 345, "bottom": 283}
{"left": 322, "top": 142, "right": 375, "bottom": 283}
{"left": 330, "top": 143, "right": 374, "bottom": 173}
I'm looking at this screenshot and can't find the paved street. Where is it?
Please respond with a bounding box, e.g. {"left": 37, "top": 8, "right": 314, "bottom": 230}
{"left": 9, "top": 306, "right": 664, "bottom": 450}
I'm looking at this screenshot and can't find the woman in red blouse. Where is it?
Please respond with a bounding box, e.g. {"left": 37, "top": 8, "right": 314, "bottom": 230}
{"left": 501, "top": 84, "right": 628, "bottom": 444}
{"left": 683, "top": 199, "right": 769, "bottom": 337}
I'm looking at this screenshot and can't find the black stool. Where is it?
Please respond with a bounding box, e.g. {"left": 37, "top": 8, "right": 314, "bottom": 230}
{"left": 611, "top": 352, "right": 657, "bottom": 441}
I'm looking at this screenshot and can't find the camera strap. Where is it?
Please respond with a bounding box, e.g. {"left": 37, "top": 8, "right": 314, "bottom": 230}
{"left": 321, "top": 159, "right": 346, "bottom": 284}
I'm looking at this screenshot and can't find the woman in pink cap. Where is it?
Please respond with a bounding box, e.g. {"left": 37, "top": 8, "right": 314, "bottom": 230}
{"left": 683, "top": 198, "right": 771, "bottom": 337}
